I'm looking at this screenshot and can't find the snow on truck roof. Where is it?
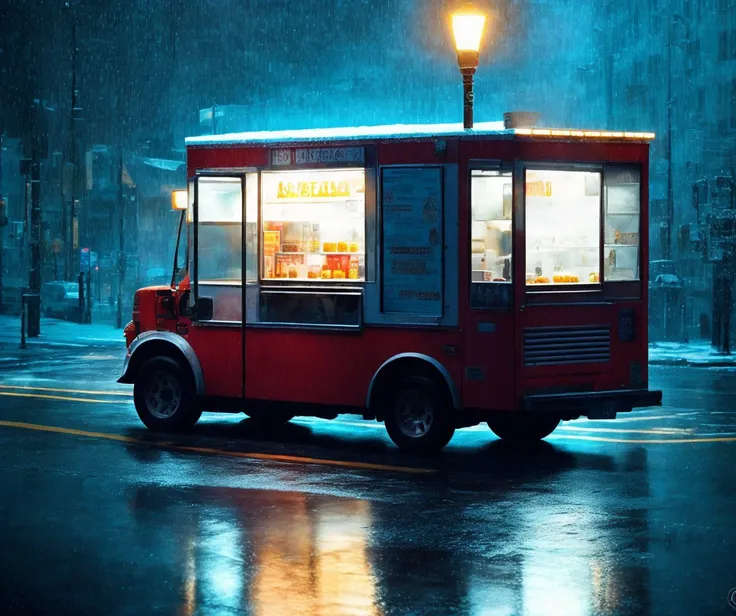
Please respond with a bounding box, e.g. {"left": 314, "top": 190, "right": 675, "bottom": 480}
{"left": 185, "top": 121, "right": 655, "bottom": 147}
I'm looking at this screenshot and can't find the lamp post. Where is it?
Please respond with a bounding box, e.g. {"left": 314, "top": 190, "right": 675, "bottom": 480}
{"left": 451, "top": 2, "right": 487, "bottom": 130}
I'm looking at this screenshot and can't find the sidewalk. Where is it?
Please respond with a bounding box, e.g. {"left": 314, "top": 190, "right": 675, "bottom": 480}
{"left": 0, "top": 314, "right": 125, "bottom": 349}
{"left": 649, "top": 341, "right": 736, "bottom": 367}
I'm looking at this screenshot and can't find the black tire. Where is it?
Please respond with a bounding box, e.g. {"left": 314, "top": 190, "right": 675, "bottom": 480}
{"left": 133, "top": 356, "right": 201, "bottom": 432}
{"left": 244, "top": 407, "right": 294, "bottom": 426}
{"left": 487, "top": 413, "right": 560, "bottom": 443}
{"left": 383, "top": 376, "right": 455, "bottom": 453}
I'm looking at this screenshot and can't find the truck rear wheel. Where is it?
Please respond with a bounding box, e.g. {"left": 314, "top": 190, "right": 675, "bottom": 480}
{"left": 133, "top": 356, "right": 201, "bottom": 432}
{"left": 383, "top": 376, "right": 455, "bottom": 453}
{"left": 487, "top": 413, "right": 559, "bottom": 443}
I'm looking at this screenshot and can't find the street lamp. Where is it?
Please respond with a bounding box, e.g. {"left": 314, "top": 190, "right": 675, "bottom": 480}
{"left": 451, "top": 2, "right": 487, "bottom": 129}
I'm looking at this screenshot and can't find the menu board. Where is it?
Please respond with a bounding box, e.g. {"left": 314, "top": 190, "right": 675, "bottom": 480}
{"left": 381, "top": 167, "right": 443, "bottom": 316}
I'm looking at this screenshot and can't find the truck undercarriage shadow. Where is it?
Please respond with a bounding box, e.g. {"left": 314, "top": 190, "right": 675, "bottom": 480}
{"left": 123, "top": 415, "right": 622, "bottom": 481}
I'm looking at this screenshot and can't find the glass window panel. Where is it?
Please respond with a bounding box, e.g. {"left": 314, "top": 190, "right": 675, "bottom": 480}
{"left": 525, "top": 169, "right": 601, "bottom": 288}
{"left": 261, "top": 169, "right": 365, "bottom": 282}
{"left": 259, "top": 290, "right": 361, "bottom": 327}
{"left": 470, "top": 170, "right": 513, "bottom": 284}
{"left": 604, "top": 165, "right": 641, "bottom": 281}
{"left": 199, "top": 177, "right": 242, "bottom": 223}
{"left": 199, "top": 283, "right": 242, "bottom": 323}
{"left": 198, "top": 224, "right": 242, "bottom": 282}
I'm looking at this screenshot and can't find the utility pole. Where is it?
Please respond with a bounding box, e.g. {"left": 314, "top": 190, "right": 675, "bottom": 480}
{"left": 27, "top": 100, "right": 44, "bottom": 337}
{"left": 0, "top": 131, "right": 6, "bottom": 315}
{"left": 665, "top": 17, "right": 674, "bottom": 261}
{"left": 116, "top": 149, "right": 124, "bottom": 329}
{"left": 67, "top": 5, "right": 82, "bottom": 281}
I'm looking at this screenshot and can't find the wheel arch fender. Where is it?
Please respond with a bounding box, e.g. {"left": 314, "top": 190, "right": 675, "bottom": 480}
{"left": 366, "top": 352, "right": 460, "bottom": 411}
{"left": 117, "top": 331, "right": 205, "bottom": 397}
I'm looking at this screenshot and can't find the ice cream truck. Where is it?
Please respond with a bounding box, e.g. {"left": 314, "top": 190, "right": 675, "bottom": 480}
{"left": 118, "top": 119, "right": 662, "bottom": 452}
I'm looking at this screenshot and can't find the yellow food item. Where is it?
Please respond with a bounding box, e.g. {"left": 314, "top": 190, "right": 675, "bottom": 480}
{"left": 321, "top": 269, "right": 332, "bottom": 279}
{"left": 589, "top": 272, "right": 600, "bottom": 283}
{"left": 323, "top": 242, "right": 337, "bottom": 253}
{"left": 332, "top": 270, "right": 346, "bottom": 279}
{"left": 553, "top": 275, "right": 563, "bottom": 283}
{"left": 288, "top": 266, "right": 298, "bottom": 278}
{"left": 535, "top": 276, "right": 550, "bottom": 284}
{"left": 570, "top": 275, "right": 580, "bottom": 283}
{"left": 349, "top": 268, "right": 359, "bottom": 279}
{"left": 348, "top": 243, "right": 360, "bottom": 253}
{"left": 526, "top": 279, "right": 536, "bottom": 285}
{"left": 308, "top": 270, "right": 319, "bottom": 279}
{"left": 337, "top": 242, "right": 348, "bottom": 253}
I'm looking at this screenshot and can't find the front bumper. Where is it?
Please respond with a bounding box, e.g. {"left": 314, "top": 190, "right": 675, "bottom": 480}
{"left": 523, "top": 388, "right": 663, "bottom": 417}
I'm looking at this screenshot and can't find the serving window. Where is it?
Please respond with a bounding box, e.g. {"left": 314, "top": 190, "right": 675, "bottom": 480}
{"left": 525, "top": 169, "right": 601, "bottom": 289}
{"left": 260, "top": 169, "right": 366, "bottom": 282}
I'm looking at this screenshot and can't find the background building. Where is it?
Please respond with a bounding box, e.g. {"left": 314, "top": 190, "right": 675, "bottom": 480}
{"left": 1, "top": 0, "right": 734, "bottom": 335}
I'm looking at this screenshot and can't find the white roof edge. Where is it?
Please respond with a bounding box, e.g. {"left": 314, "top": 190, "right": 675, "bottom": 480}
{"left": 185, "top": 121, "right": 511, "bottom": 146}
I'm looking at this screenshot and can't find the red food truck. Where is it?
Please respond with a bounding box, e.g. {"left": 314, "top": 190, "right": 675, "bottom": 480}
{"left": 118, "top": 120, "right": 663, "bottom": 452}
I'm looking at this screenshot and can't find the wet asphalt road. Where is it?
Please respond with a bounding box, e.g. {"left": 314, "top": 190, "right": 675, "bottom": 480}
{"left": 0, "top": 333, "right": 735, "bottom": 615}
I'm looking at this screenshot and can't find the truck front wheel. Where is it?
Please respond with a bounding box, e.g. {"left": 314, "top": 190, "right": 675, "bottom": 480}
{"left": 383, "top": 376, "right": 455, "bottom": 453}
{"left": 133, "top": 356, "right": 201, "bottom": 432}
{"left": 487, "top": 413, "right": 560, "bottom": 443}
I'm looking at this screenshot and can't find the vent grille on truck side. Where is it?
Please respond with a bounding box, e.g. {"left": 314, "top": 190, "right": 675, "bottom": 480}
{"left": 524, "top": 325, "right": 611, "bottom": 367}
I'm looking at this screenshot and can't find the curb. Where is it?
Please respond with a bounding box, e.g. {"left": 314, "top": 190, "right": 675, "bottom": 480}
{"left": 649, "top": 360, "right": 736, "bottom": 367}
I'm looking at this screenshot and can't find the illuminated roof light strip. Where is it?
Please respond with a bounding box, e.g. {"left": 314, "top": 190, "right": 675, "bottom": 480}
{"left": 514, "top": 129, "right": 654, "bottom": 139}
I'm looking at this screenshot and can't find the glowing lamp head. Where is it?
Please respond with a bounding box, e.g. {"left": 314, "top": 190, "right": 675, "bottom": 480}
{"left": 171, "top": 189, "right": 188, "bottom": 211}
{"left": 451, "top": 3, "right": 487, "bottom": 54}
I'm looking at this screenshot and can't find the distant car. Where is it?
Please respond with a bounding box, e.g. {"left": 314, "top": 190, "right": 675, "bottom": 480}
{"left": 42, "top": 282, "right": 81, "bottom": 320}
{"left": 649, "top": 259, "right": 683, "bottom": 288}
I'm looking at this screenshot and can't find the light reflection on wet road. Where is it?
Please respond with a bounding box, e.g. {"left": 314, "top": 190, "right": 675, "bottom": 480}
{"left": 0, "top": 348, "right": 735, "bottom": 615}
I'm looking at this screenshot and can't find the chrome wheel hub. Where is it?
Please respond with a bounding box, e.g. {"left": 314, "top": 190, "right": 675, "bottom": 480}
{"left": 145, "top": 371, "right": 182, "bottom": 419}
{"left": 397, "top": 391, "right": 434, "bottom": 438}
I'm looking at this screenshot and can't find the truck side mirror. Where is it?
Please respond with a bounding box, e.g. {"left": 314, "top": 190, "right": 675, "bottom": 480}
{"left": 192, "top": 297, "right": 213, "bottom": 321}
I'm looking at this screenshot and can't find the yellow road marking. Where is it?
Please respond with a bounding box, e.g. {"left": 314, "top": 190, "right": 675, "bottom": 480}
{"left": 0, "top": 420, "right": 435, "bottom": 475}
{"left": 0, "top": 384, "right": 133, "bottom": 397}
{"left": 550, "top": 433, "right": 736, "bottom": 444}
{"left": 0, "top": 391, "right": 123, "bottom": 404}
